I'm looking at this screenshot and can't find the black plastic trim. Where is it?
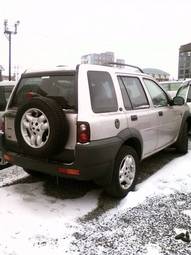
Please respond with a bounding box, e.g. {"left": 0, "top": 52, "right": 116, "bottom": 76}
{"left": 0, "top": 135, "right": 122, "bottom": 183}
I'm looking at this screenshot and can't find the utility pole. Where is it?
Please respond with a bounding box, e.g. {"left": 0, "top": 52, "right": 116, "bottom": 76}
{"left": 4, "top": 19, "right": 20, "bottom": 81}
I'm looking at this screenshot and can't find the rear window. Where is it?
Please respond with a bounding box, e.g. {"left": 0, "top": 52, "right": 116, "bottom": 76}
{"left": 11, "top": 74, "right": 76, "bottom": 110}
{"left": 160, "top": 82, "right": 182, "bottom": 92}
{"left": 0, "top": 86, "right": 14, "bottom": 111}
{"left": 88, "top": 71, "right": 118, "bottom": 113}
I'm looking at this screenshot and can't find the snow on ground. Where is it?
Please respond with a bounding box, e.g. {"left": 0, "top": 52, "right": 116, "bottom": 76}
{"left": 119, "top": 150, "right": 191, "bottom": 210}
{"left": 0, "top": 165, "right": 27, "bottom": 187}
{"left": 0, "top": 166, "right": 100, "bottom": 255}
{"left": 1, "top": 150, "right": 191, "bottom": 254}
{"left": 71, "top": 151, "right": 191, "bottom": 255}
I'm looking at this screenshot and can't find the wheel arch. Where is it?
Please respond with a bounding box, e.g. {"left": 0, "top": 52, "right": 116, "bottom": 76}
{"left": 95, "top": 129, "right": 143, "bottom": 187}
{"left": 123, "top": 137, "right": 142, "bottom": 160}
{"left": 117, "top": 128, "right": 143, "bottom": 160}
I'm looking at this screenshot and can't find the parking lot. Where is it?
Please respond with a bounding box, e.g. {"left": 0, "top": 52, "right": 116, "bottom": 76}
{"left": 0, "top": 138, "right": 191, "bottom": 254}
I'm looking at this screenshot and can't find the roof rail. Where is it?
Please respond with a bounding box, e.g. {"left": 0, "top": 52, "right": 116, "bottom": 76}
{"left": 106, "top": 62, "right": 144, "bottom": 73}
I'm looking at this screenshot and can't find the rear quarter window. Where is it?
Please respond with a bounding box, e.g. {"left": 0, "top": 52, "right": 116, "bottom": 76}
{"left": 88, "top": 71, "right": 118, "bottom": 113}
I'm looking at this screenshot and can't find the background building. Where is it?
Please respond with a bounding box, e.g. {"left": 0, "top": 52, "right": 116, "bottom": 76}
{"left": 115, "top": 58, "right": 125, "bottom": 68}
{"left": 81, "top": 51, "right": 115, "bottom": 65}
{"left": 143, "top": 68, "right": 170, "bottom": 82}
{"left": 178, "top": 43, "right": 191, "bottom": 79}
{"left": 81, "top": 52, "right": 125, "bottom": 67}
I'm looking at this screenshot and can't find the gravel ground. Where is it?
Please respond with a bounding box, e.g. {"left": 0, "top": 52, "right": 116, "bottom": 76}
{"left": 71, "top": 193, "right": 191, "bottom": 255}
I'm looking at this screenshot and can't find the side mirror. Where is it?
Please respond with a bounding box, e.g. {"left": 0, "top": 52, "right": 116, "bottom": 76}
{"left": 173, "top": 96, "right": 185, "bottom": 106}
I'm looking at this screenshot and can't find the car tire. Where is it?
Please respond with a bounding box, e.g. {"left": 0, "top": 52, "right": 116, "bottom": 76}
{"left": 105, "top": 145, "right": 139, "bottom": 198}
{"left": 175, "top": 121, "right": 188, "bottom": 154}
{"left": 15, "top": 97, "right": 69, "bottom": 157}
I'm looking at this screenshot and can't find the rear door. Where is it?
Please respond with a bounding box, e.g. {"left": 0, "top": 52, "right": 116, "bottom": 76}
{"left": 117, "top": 75, "right": 158, "bottom": 157}
{"left": 143, "top": 78, "right": 182, "bottom": 149}
{"left": 5, "top": 72, "right": 78, "bottom": 150}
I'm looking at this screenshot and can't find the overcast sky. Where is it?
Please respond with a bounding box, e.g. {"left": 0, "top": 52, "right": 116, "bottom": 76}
{"left": 0, "top": 0, "right": 191, "bottom": 79}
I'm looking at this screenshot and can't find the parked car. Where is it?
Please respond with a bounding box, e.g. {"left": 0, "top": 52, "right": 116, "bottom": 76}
{"left": 0, "top": 80, "right": 16, "bottom": 167}
{"left": 0, "top": 81, "right": 16, "bottom": 123}
{"left": 176, "top": 79, "right": 191, "bottom": 106}
{"left": 0, "top": 64, "right": 190, "bottom": 197}
{"left": 176, "top": 79, "right": 191, "bottom": 132}
{"left": 159, "top": 80, "right": 183, "bottom": 98}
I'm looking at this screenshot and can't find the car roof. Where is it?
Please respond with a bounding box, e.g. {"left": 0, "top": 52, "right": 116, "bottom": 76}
{"left": 23, "top": 64, "right": 150, "bottom": 77}
{"left": 23, "top": 65, "right": 76, "bottom": 74}
{"left": 180, "top": 79, "right": 191, "bottom": 86}
{"left": 159, "top": 80, "right": 183, "bottom": 84}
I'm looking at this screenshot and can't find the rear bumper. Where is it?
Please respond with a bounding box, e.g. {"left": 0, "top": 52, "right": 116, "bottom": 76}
{"left": 0, "top": 134, "right": 122, "bottom": 182}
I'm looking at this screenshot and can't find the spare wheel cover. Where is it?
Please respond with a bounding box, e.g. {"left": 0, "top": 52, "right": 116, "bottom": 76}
{"left": 15, "top": 97, "right": 69, "bottom": 157}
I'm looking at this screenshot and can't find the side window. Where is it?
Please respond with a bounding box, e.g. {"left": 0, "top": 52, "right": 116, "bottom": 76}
{"left": 143, "top": 79, "right": 168, "bottom": 107}
{"left": 88, "top": 71, "right": 118, "bottom": 113}
{"left": 170, "top": 82, "right": 182, "bottom": 91}
{"left": 187, "top": 86, "right": 191, "bottom": 102}
{"left": 119, "top": 76, "right": 149, "bottom": 109}
{"left": 117, "top": 77, "right": 132, "bottom": 110}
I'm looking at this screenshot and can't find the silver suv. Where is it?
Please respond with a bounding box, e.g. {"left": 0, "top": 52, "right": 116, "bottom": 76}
{"left": 0, "top": 64, "right": 190, "bottom": 198}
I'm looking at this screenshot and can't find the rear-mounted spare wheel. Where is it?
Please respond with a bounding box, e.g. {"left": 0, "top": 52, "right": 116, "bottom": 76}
{"left": 15, "top": 97, "right": 69, "bottom": 157}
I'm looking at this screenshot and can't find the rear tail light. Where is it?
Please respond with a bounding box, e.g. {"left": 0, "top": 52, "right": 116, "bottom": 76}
{"left": 3, "top": 153, "right": 13, "bottom": 162}
{"left": 77, "top": 122, "right": 90, "bottom": 143}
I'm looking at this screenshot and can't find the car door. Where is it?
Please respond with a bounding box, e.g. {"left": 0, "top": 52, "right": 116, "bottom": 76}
{"left": 118, "top": 75, "right": 158, "bottom": 157}
{"left": 143, "top": 78, "right": 182, "bottom": 149}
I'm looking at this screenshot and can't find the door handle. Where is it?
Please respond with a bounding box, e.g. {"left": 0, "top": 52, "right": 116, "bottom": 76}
{"left": 158, "top": 111, "right": 163, "bottom": 116}
{"left": 131, "top": 115, "right": 138, "bottom": 121}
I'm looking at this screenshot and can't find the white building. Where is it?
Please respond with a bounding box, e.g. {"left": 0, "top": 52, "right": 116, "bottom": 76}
{"left": 81, "top": 52, "right": 115, "bottom": 65}
{"left": 143, "top": 68, "right": 170, "bottom": 82}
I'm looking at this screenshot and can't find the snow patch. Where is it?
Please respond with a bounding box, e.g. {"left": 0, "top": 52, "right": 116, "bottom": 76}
{"left": 182, "top": 210, "right": 191, "bottom": 218}
{"left": 1, "top": 150, "right": 191, "bottom": 254}
{"left": 119, "top": 152, "right": 191, "bottom": 210}
{"left": 145, "top": 243, "right": 161, "bottom": 255}
{"left": 0, "top": 181, "right": 99, "bottom": 255}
